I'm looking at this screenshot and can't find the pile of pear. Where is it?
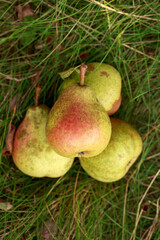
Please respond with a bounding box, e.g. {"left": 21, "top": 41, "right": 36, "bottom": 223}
{"left": 11, "top": 63, "right": 142, "bottom": 182}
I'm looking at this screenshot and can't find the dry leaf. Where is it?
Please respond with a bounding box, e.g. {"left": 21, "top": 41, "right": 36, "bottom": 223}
{"left": 46, "top": 36, "right": 54, "bottom": 44}
{"left": 2, "top": 124, "right": 16, "bottom": 156}
{"left": 35, "top": 44, "right": 46, "bottom": 50}
{"left": 10, "top": 94, "right": 18, "bottom": 111}
{"left": 59, "top": 66, "right": 80, "bottom": 80}
{"left": 0, "top": 202, "right": 13, "bottom": 211}
{"left": 79, "top": 52, "right": 90, "bottom": 59}
{"left": 2, "top": 106, "right": 16, "bottom": 156}
{"left": 142, "top": 202, "right": 150, "bottom": 213}
{"left": 35, "top": 36, "right": 63, "bottom": 51}
{"left": 23, "top": 4, "right": 34, "bottom": 18}
{"left": 40, "top": 221, "right": 57, "bottom": 240}
{"left": 17, "top": 3, "right": 34, "bottom": 21}
{"left": 35, "top": 36, "right": 55, "bottom": 50}
{"left": 17, "top": 5, "right": 23, "bottom": 21}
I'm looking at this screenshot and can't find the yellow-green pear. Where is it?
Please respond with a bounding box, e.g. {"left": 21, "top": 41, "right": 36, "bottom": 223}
{"left": 79, "top": 118, "right": 143, "bottom": 182}
{"left": 58, "top": 62, "right": 122, "bottom": 115}
{"left": 12, "top": 89, "right": 74, "bottom": 178}
{"left": 46, "top": 64, "right": 112, "bottom": 158}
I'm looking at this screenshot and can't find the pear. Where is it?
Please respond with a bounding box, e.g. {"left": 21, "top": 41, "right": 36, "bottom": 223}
{"left": 79, "top": 118, "right": 143, "bottom": 182}
{"left": 12, "top": 88, "right": 74, "bottom": 178}
{"left": 58, "top": 62, "right": 122, "bottom": 115}
{"left": 46, "top": 64, "right": 112, "bottom": 158}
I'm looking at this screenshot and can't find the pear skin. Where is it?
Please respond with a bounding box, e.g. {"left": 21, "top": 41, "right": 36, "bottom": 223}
{"left": 79, "top": 118, "right": 143, "bottom": 182}
{"left": 59, "top": 62, "right": 122, "bottom": 115}
{"left": 12, "top": 105, "right": 74, "bottom": 178}
{"left": 46, "top": 83, "right": 112, "bottom": 158}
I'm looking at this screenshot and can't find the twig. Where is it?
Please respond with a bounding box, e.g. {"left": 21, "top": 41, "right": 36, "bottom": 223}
{"left": 0, "top": 71, "right": 42, "bottom": 82}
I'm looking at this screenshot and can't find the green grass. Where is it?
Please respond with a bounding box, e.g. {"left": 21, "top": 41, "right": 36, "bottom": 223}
{"left": 0, "top": 0, "right": 160, "bottom": 239}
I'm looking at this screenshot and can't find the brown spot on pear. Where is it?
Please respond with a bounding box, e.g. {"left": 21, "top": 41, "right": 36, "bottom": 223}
{"left": 100, "top": 71, "right": 109, "bottom": 77}
{"left": 107, "top": 95, "right": 122, "bottom": 116}
{"left": 79, "top": 118, "right": 143, "bottom": 182}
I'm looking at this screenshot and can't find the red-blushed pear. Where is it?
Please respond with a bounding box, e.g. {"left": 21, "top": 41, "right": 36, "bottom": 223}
{"left": 79, "top": 118, "right": 143, "bottom": 182}
{"left": 46, "top": 64, "right": 112, "bottom": 158}
{"left": 12, "top": 88, "right": 74, "bottom": 178}
{"left": 58, "top": 62, "right": 122, "bottom": 115}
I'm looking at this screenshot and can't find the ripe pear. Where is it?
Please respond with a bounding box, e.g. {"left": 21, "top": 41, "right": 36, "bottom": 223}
{"left": 79, "top": 118, "right": 143, "bottom": 182}
{"left": 58, "top": 62, "right": 122, "bottom": 115}
{"left": 12, "top": 88, "right": 74, "bottom": 178}
{"left": 46, "top": 64, "right": 112, "bottom": 158}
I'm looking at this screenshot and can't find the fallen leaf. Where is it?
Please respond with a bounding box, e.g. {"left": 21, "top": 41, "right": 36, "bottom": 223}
{"left": 59, "top": 66, "right": 80, "bottom": 79}
{"left": 40, "top": 221, "right": 58, "bottom": 240}
{"left": 2, "top": 106, "right": 16, "bottom": 156}
{"left": 22, "top": 4, "right": 34, "bottom": 18}
{"left": 35, "top": 44, "right": 46, "bottom": 50}
{"left": 17, "top": 5, "right": 23, "bottom": 21}
{"left": 79, "top": 52, "right": 90, "bottom": 59}
{"left": 46, "top": 36, "right": 54, "bottom": 45}
{"left": 0, "top": 202, "right": 13, "bottom": 211}
{"left": 17, "top": 4, "right": 35, "bottom": 48}
{"left": 142, "top": 202, "right": 150, "bottom": 213}
{"left": 17, "top": 3, "right": 34, "bottom": 21}
{"left": 10, "top": 94, "right": 18, "bottom": 111}
{"left": 35, "top": 36, "right": 63, "bottom": 51}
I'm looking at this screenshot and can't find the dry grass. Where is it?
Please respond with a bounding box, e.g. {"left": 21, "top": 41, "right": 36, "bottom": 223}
{"left": 0, "top": 0, "right": 160, "bottom": 239}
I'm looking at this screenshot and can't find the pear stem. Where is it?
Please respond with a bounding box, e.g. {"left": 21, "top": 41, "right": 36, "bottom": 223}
{"left": 35, "top": 87, "right": 42, "bottom": 106}
{"left": 80, "top": 64, "right": 88, "bottom": 86}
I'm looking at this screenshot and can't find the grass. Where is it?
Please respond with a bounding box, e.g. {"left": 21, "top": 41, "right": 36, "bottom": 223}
{"left": 0, "top": 0, "right": 160, "bottom": 239}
